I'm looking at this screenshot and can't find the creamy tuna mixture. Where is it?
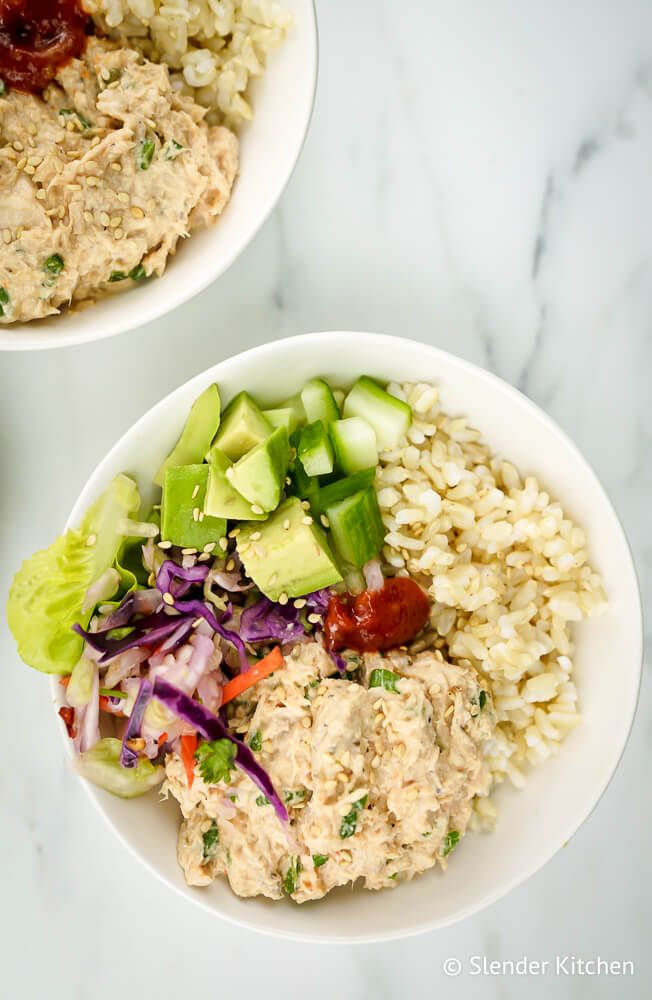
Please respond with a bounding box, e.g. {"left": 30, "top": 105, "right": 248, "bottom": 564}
{"left": 164, "top": 642, "right": 496, "bottom": 902}
{"left": 0, "top": 38, "right": 237, "bottom": 323}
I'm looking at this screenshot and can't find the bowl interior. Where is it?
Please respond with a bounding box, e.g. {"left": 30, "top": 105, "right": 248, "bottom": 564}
{"left": 54, "top": 332, "right": 642, "bottom": 942}
{"left": 0, "top": 0, "right": 317, "bottom": 351}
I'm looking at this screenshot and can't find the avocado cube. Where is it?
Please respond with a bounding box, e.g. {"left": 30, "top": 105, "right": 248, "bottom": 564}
{"left": 161, "top": 465, "right": 226, "bottom": 549}
{"left": 229, "top": 426, "right": 290, "bottom": 513}
{"left": 204, "top": 448, "right": 267, "bottom": 521}
{"left": 263, "top": 405, "right": 302, "bottom": 435}
{"left": 154, "top": 384, "right": 221, "bottom": 486}
{"left": 236, "top": 496, "right": 342, "bottom": 600}
{"left": 212, "top": 391, "right": 272, "bottom": 461}
{"left": 324, "top": 486, "right": 385, "bottom": 568}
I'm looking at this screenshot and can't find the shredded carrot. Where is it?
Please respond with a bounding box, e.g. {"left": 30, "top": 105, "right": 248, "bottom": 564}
{"left": 60, "top": 675, "right": 71, "bottom": 688}
{"left": 180, "top": 733, "right": 198, "bottom": 788}
{"left": 221, "top": 646, "right": 284, "bottom": 706}
{"left": 158, "top": 731, "right": 169, "bottom": 747}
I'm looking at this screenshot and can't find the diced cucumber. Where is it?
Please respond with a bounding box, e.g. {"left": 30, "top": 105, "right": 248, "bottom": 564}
{"left": 324, "top": 487, "right": 385, "bottom": 568}
{"left": 154, "top": 384, "right": 221, "bottom": 487}
{"left": 333, "top": 389, "right": 345, "bottom": 409}
{"left": 161, "top": 465, "right": 226, "bottom": 549}
{"left": 343, "top": 376, "right": 412, "bottom": 449}
{"left": 204, "top": 448, "right": 267, "bottom": 521}
{"left": 301, "top": 378, "right": 340, "bottom": 424}
{"left": 263, "top": 407, "right": 301, "bottom": 435}
{"left": 229, "top": 426, "right": 290, "bottom": 513}
{"left": 298, "top": 420, "right": 334, "bottom": 477}
{"left": 212, "top": 392, "right": 272, "bottom": 461}
{"left": 288, "top": 455, "right": 321, "bottom": 510}
{"left": 330, "top": 417, "right": 378, "bottom": 474}
{"left": 277, "top": 394, "right": 307, "bottom": 430}
{"left": 317, "top": 468, "right": 376, "bottom": 511}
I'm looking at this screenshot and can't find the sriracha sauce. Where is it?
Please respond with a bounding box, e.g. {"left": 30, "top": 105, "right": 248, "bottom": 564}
{"left": 0, "top": 0, "right": 90, "bottom": 93}
{"left": 324, "top": 577, "right": 430, "bottom": 653}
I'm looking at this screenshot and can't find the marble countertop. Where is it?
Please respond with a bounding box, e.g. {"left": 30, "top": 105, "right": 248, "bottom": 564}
{"left": 1, "top": 1, "right": 650, "bottom": 997}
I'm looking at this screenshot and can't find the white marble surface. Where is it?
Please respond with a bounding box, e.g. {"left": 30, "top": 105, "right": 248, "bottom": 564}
{"left": 1, "top": 0, "right": 650, "bottom": 996}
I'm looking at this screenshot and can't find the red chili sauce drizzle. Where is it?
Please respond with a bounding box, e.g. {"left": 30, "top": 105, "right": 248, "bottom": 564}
{"left": 324, "top": 577, "right": 430, "bottom": 654}
{"left": 0, "top": 0, "right": 91, "bottom": 94}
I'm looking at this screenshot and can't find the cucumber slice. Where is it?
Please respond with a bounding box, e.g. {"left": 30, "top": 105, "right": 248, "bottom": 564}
{"left": 263, "top": 407, "right": 301, "bottom": 435}
{"left": 343, "top": 376, "right": 411, "bottom": 449}
{"left": 317, "top": 468, "right": 376, "bottom": 511}
{"left": 229, "top": 426, "right": 290, "bottom": 513}
{"left": 298, "top": 420, "right": 335, "bottom": 477}
{"left": 212, "top": 392, "right": 272, "bottom": 461}
{"left": 301, "top": 378, "right": 340, "bottom": 424}
{"left": 324, "top": 487, "right": 385, "bottom": 568}
{"left": 161, "top": 465, "right": 226, "bottom": 549}
{"left": 330, "top": 417, "right": 378, "bottom": 474}
{"left": 154, "top": 384, "right": 220, "bottom": 487}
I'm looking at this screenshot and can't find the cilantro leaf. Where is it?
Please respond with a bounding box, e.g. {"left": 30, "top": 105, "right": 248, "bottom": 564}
{"left": 339, "top": 794, "right": 368, "bottom": 839}
{"left": 194, "top": 739, "right": 236, "bottom": 785}
{"left": 442, "top": 830, "right": 460, "bottom": 857}
{"left": 312, "top": 854, "right": 328, "bottom": 868}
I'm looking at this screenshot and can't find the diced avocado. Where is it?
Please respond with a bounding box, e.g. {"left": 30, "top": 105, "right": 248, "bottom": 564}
{"left": 298, "top": 420, "right": 334, "bottom": 477}
{"left": 229, "top": 426, "right": 290, "bottom": 513}
{"left": 263, "top": 408, "right": 299, "bottom": 435}
{"left": 330, "top": 417, "right": 378, "bottom": 474}
{"left": 236, "top": 496, "right": 342, "bottom": 600}
{"left": 343, "top": 377, "right": 412, "bottom": 449}
{"left": 279, "top": 393, "right": 306, "bottom": 428}
{"left": 317, "top": 468, "right": 377, "bottom": 511}
{"left": 324, "top": 486, "right": 385, "bottom": 568}
{"left": 288, "top": 453, "right": 321, "bottom": 510}
{"left": 301, "top": 378, "right": 340, "bottom": 424}
{"left": 212, "top": 392, "right": 272, "bottom": 461}
{"left": 154, "top": 384, "right": 221, "bottom": 487}
{"left": 161, "top": 465, "right": 227, "bottom": 549}
{"left": 204, "top": 448, "right": 267, "bottom": 521}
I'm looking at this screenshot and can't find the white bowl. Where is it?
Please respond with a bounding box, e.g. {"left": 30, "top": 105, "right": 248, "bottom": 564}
{"left": 52, "top": 332, "right": 643, "bottom": 942}
{"left": 0, "top": 1, "right": 317, "bottom": 352}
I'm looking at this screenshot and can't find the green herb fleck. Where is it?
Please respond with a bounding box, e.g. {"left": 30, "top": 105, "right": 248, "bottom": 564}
{"left": 339, "top": 795, "right": 368, "bottom": 839}
{"left": 163, "top": 139, "right": 185, "bottom": 160}
{"left": 0, "top": 286, "right": 8, "bottom": 317}
{"left": 99, "top": 687, "right": 127, "bottom": 699}
{"left": 202, "top": 820, "right": 219, "bottom": 860}
{"left": 194, "top": 738, "right": 236, "bottom": 785}
{"left": 0, "top": 79, "right": 6, "bottom": 97}
{"left": 388, "top": 873, "right": 398, "bottom": 881}
{"left": 137, "top": 136, "right": 155, "bottom": 170}
{"left": 99, "top": 68, "right": 122, "bottom": 89}
{"left": 58, "top": 108, "right": 92, "bottom": 129}
{"left": 479, "top": 690, "right": 487, "bottom": 710}
{"left": 109, "top": 271, "right": 127, "bottom": 283}
{"left": 283, "top": 856, "right": 302, "bottom": 895}
{"left": 44, "top": 254, "right": 64, "bottom": 276}
{"left": 284, "top": 789, "right": 308, "bottom": 805}
{"left": 129, "top": 263, "right": 147, "bottom": 281}
{"left": 368, "top": 668, "right": 400, "bottom": 693}
{"left": 312, "top": 854, "right": 328, "bottom": 869}
{"left": 442, "top": 830, "right": 460, "bottom": 857}
{"left": 249, "top": 730, "right": 262, "bottom": 752}
{"left": 255, "top": 795, "right": 269, "bottom": 807}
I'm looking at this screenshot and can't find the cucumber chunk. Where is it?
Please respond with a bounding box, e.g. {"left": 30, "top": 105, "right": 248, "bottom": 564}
{"left": 212, "top": 392, "right": 272, "bottom": 461}
{"left": 301, "top": 378, "right": 340, "bottom": 424}
{"left": 229, "top": 426, "right": 290, "bottom": 513}
{"left": 204, "top": 448, "right": 267, "bottom": 521}
{"left": 263, "top": 407, "right": 301, "bottom": 435}
{"left": 161, "top": 465, "right": 226, "bottom": 549}
{"left": 343, "top": 377, "right": 411, "bottom": 449}
{"left": 330, "top": 417, "right": 378, "bottom": 474}
{"left": 324, "top": 487, "right": 385, "bottom": 568}
{"left": 298, "top": 420, "right": 335, "bottom": 477}
{"left": 318, "top": 468, "right": 377, "bottom": 510}
{"left": 154, "top": 384, "right": 220, "bottom": 487}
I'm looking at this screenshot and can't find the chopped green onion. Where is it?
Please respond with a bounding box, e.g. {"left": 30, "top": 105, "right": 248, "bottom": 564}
{"left": 442, "top": 830, "right": 460, "bottom": 857}
{"left": 109, "top": 271, "right": 127, "bottom": 283}
{"left": 137, "top": 137, "right": 155, "bottom": 170}
{"left": 479, "top": 690, "right": 487, "bottom": 710}
{"left": 163, "top": 139, "right": 185, "bottom": 160}
{"left": 202, "top": 820, "right": 219, "bottom": 860}
{"left": 129, "top": 263, "right": 147, "bottom": 281}
{"left": 283, "top": 856, "right": 302, "bottom": 895}
{"left": 99, "top": 68, "right": 122, "bottom": 89}
{"left": 284, "top": 789, "right": 308, "bottom": 804}
{"left": 339, "top": 795, "right": 368, "bottom": 839}
{"left": 368, "top": 668, "right": 400, "bottom": 693}
{"left": 255, "top": 794, "right": 269, "bottom": 807}
{"left": 43, "top": 254, "right": 64, "bottom": 276}
{"left": 0, "top": 286, "right": 8, "bottom": 317}
{"left": 99, "top": 687, "right": 127, "bottom": 699}
{"left": 312, "top": 854, "right": 328, "bottom": 869}
{"left": 58, "top": 108, "right": 92, "bottom": 129}
{"left": 248, "top": 730, "right": 262, "bottom": 752}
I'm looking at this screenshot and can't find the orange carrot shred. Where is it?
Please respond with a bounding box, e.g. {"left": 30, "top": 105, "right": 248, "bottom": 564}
{"left": 180, "top": 733, "right": 198, "bottom": 788}
{"left": 221, "top": 646, "right": 284, "bottom": 707}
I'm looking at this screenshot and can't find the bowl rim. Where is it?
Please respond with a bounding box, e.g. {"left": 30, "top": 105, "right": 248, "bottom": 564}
{"left": 0, "top": 2, "right": 319, "bottom": 353}
{"left": 52, "top": 331, "right": 644, "bottom": 942}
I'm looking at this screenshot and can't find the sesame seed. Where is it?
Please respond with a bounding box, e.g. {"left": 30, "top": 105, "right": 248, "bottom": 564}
{"left": 250, "top": 504, "right": 264, "bottom": 515}
{"left": 86, "top": 534, "right": 97, "bottom": 546}
{"left": 181, "top": 547, "right": 197, "bottom": 556}
{"left": 162, "top": 592, "right": 175, "bottom": 606}
{"left": 301, "top": 500, "right": 311, "bottom": 510}
{"left": 16, "top": 157, "right": 27, "bottom": 171}
{"left": 86, "top": 175, "right": 100, "bottom": 187}
{"left": 27, "top": 124, "right": 37, "bottom": 136}
{"left": 285, "top": 476, "right": 292, "bottom": 486}
{"left": 191, "top": 618, "right": 203, "bottom": 628}
{"left": 293, "top": 599, "right": 307, "bottom": 609}
{"left": 283, "top": 519, "right": 290, "bottom": 531}
{"left": 197, "top": 552, "right": 211, "bottom": 562}
{"left": 225, "top": 467, "right": 234, "bottom": 480}
{"left": 58, "top": 206, "right": 65, "bottom": 219}
{"left": 24, "top": 165, "right": 35, "bottom": 176}
{"left": 117, "top": 192, "right": 129, "bottom": 204}
{"left": 301, "top": 717, "right": 311, "bottom": 729}
{"left": 307, "top": 613, "right": 321, "bottom": 625}
{"left": 278, "top": 592, "right": 289, "bottom": 606}
{"left": 130, "top": 206, "right": 145, "bottom": 219}
{"left": 228, "top": 528, "right": 240, "bottom": 538}
{"left": 190, "top": 484, "right": 200, "bottom": 500}
{"left": 27, "top": 155, "right": 42, "bottom": 167}
{"left": 192, "top": 507, "right": 200, "bottom": 522}
{"left": 99, "top": 212, "right": 110, "bottom": 227}
{"left": 226, "top": 559, "right": 235, "bottom": 571}
{"left": 114, "top": 229, "right": 124, "bottom": 240}
{"left": 110, "top": 162, "right": 122, "bottom": 172}
{"left": 45, "top": 208, "right": 58, "bottom": 217}
{"left": 302, "top": 516, "right": 313, "bottom": 526}
{"left": 158, "top": 540, "right": 172, "bottom": 549}
{"left": 36, "top": 190, "right": 46, "bottom": 201}
{"left": 320, "top": 514, "right": 330, "bottom": 528}
{"left": 2, "top": 230, "right": 11, "bottom": 244}
{"left": 90, "top": 136, "right": 101, "bottom": 148}
{"left": 203, "top": 541, "right": 216, "bottom": 553}
{"left": 249, "top": 531, "right": 262, "bottom": 542}
{"left": 218, "top": 537, "right": 228, "bottom": 551}
{"left": 15, "top": 226, "right": 23, "bottom": 238}
{"left": 109, "top": 216, "right": 121, "bottom": 228}
{"left": 66, "top": 121, "right": 75, "bottom": 132}
{"left": 198, "top": 511, "right": 204, "bottom": 521}
{"left": 145, "top": 117, "right": 156, "bottom": 128}
{"left": 12, "top": 141, "right": 24, "bottom": 152}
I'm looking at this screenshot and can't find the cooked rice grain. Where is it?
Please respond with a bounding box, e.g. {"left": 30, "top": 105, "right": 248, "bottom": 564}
{"left": 381, "top": 383, "right": 607, "bottom": 825}
{"left": 84, "top": 0, "right": 290, "bottom": 127}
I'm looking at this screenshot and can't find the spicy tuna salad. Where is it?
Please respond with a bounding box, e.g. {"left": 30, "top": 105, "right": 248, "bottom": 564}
{"left": 7, "top": 374, "right": 606, "bottom": 903}
{"left": 0, "top": 1, "right": 287, "bottom": 325}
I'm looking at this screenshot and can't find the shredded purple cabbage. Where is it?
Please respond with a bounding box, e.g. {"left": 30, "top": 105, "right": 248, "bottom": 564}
{"left": 329, "top": 650, "right": 347, "bottom": 674}
{"left": 156, "top": 559, "right": 209, "bottom": 598}
{"left": 102, "top": 589, "right": 161, "bottom": 630}
{"left": 73, "top": 611, "right": 189, "bottom": 663}
{"left": 239, "top": 598, "right": 305, "bottom": 644}
{"left": 152, "top": 677, "right": 287, "bottom": 822}
{"left": 173, "top": 597, "right": 249, "bottom": 673}
{"left": 120, "top": 678, "right": 153, "bottom": 768}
